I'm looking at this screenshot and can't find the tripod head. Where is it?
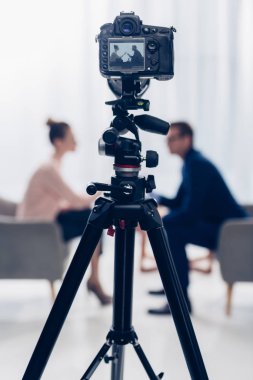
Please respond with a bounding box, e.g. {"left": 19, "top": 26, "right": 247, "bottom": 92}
{"left": 87, "top": 78, "right": 170, "bottom": 202}
{"left": 99, "top": 78, "right": 170, "bottom": 173}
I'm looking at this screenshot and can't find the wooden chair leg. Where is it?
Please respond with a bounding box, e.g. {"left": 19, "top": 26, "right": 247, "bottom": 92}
{"left": 225, "top": 283, "right": 234, "bottom": 316}
{"left": 49, "top": 281, "right": 56, "bottom": 301}
{"left": 139, "top": 230, "right": 157, "bottom": 273}
{"left": 189, "top": 250, "right": 214, "bottom": 274}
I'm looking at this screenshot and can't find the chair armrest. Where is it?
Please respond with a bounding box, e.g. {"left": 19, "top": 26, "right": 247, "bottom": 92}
{"left": 217, "top": 217, "right": 253, "bottom": 283}
{"left": 0, "top": 219, "right": 69, "bottom": 281}
{"left": 0, "top": 198, "right": 17, "bottom": 216}
{"left": 242, "top": 204, "right": 253, "bottom": 217}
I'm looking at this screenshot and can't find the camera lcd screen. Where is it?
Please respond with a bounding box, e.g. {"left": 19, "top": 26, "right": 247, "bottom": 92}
{"left": 108, "top": 38, "right": 145, "bottom": 72}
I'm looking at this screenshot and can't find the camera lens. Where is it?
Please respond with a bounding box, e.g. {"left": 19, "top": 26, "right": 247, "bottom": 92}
{"left": 120, "top": 19, "right": 135, "bottom": 35}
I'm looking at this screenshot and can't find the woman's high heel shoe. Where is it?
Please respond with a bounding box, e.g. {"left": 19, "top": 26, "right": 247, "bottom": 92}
{"left": 87, "top": 280, "right": 112, "bottom": 306}
{"left": 140, "top": 255, "right": 157, "bottom": 273}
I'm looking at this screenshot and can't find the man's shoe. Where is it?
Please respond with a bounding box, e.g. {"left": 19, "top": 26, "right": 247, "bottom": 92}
{"left": 148, "top": 298, "right": 192, "bottom": 316}
{"left": 148, "top": 289, "right": 165, "bottom": 296}
{"left": 148, "top": 303, "right": 171, "bottom": 315}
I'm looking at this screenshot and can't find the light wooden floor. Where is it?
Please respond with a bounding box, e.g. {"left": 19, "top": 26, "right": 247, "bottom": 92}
{"left": 0, "top": 239, "right": 253, "bottom": 380}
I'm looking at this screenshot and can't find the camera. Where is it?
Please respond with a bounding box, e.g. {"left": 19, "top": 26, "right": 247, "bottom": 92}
{"left": 97, "top": 11, "right": 175, "bottom": 81}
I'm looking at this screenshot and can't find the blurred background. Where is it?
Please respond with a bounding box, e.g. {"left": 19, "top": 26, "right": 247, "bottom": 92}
{"left": 1, "top": 0, "right": 253, "bottom": 203}
{"left": 0, "top": 1, "right": 253, "bottom": 379}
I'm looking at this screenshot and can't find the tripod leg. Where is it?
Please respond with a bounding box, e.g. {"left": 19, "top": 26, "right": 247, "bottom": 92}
{"left": 22, "top": 199, "right": 113, "bottom": 380}
{"left": 111, "top": 344, "right": 125, "bottom": 380}
{"left": 139, "top": 200, "right": 209, "bottom": 380}
{"left": 133, "top": 342, "right": 163, "bottom": 380}
{"left": 80, "top": 342, "right": 111, "bottom": 380}
{"left": 148, "top": 227, "right": 209, "bottom": 380}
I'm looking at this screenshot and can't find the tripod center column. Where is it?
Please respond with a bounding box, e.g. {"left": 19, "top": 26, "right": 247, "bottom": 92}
{"left": 112, "top": 222, "right": 136, "bottom": 332}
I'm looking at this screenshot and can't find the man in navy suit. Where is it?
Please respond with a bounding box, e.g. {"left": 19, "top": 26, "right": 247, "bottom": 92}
{"left": 148, "top": 121, "right": 248, "bottom": 315}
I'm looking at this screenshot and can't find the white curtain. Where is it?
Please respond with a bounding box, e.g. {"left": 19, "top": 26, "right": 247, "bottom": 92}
{"left": 0, "top": 0, "right": 252, "bottom": 203}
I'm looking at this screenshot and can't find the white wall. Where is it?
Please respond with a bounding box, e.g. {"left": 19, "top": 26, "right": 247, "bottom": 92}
{"left": 0, "top": 0, "right": 253, "bottom": 203}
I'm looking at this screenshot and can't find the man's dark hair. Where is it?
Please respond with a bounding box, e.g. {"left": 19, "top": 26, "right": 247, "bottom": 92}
{"left": 170, "top": 121, "right": 194, "bottom": 138}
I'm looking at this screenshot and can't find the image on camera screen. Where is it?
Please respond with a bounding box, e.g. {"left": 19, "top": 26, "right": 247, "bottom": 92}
{"left": 108, "top": 38, "right": 145, "bottom": 72}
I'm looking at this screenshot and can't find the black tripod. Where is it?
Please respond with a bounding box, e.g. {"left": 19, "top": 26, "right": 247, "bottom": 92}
{"left": 22, "top": 82, "right": 209, "bottom": 380}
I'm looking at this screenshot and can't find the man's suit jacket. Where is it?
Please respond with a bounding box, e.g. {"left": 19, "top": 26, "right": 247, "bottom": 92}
{"left": 159, "top": 148, "right": 247, "bottom": 226}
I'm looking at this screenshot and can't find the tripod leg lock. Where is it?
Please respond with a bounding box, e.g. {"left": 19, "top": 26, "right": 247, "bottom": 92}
{"left": 104, "top": 355, "right": 115, "bottom": 364}
{"left": 139, "top": 199, "right": 163, "bottom": 231}
{"left": 89, "top": 197, "right": 115, "bottom": 229}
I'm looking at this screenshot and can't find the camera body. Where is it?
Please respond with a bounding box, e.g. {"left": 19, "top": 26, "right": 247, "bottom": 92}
{"left": 97, "top": 12, "right": 175, "bottom": 81}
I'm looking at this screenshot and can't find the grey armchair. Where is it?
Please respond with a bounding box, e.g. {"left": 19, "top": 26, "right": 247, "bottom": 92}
{"left": 217, "top": 205, "right": 253, "bottom": 315}
{"left": 0, "top": 197, "right": 69, "bottom": 300}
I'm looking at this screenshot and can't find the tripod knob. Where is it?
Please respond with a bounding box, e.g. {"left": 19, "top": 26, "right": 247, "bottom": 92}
{"left": 86, "top": 182, "right": 112, "bottom": 195}
{"left": 87, "top": 181, "right": 135, "bottom": 198}
{"left": 86, "top": 183, "right": 97, "bottom": 195}
{"left": 145, "top": 150, "right": 159, "bottom": 168}
{"left": 103, "top": 128, "right": 119, "bottom": 144}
